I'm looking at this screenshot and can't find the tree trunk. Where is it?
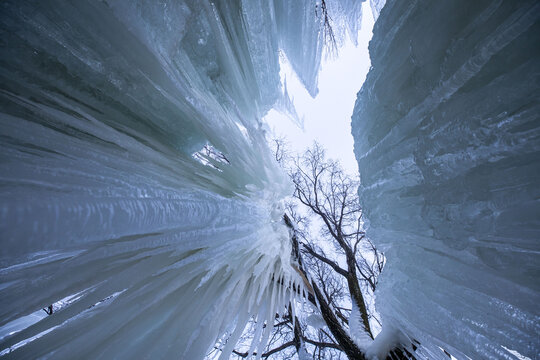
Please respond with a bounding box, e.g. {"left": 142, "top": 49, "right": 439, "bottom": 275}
{"left": 312, "top": 282, "right": 367, "bottom": 360}
{"left": 346, "top": 254, "right": 373, "bottom": 339}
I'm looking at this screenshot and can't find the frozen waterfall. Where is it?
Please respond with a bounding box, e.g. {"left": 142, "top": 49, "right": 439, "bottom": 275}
{"left": 352, "top": 0, "right": 540, "bottom": 359}
{"left": 1, "top": 0, "right": 539, "bottom": 359}
{"left": 0, "top": 0, "right": 353, "bottom": 358}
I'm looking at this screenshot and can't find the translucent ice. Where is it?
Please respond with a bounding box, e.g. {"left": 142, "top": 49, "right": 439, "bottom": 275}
{"left": 352, "top": 1, "right": 540, "bottom": 358}
{"left": 0, "top": 0, "right": 365, "bottom": 358}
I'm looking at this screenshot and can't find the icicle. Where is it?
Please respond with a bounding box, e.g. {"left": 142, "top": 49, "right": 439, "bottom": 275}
{"left": 0, "top": 0, "right": 367, "bottom": 358}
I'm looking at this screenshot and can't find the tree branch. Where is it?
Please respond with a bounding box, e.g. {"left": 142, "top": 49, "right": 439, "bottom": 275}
{"left": 303, "top": 337, "right": 342, "bottom": 351}
{"left": 302, "top": 243, "right": 348, "bottom": 278}
{"left": 232, "top": 341, "right": 296, "bottom": 358}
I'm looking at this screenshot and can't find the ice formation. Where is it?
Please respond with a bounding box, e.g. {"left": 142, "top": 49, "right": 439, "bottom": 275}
{"left": 352, "top": 0, "right": 540, "bottom": 359}
{"left": 1, "top": 0, "right": 538, "bottom": 359}
{"left": 0, "top": 0, "right": 361, "bottom": 358}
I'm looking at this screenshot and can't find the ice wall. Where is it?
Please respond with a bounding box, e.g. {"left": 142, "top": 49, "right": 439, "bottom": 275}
{"left": 352, "top": 0, "right": 540, "bottom": 359}
{"left": 0, "top": 0, "right": 357, "bottom": 358}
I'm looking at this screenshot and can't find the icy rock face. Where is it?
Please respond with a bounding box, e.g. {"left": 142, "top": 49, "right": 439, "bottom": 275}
{"left": 352, "top": 0, "right": 540, "bottom": 359}
{"left": 368, "top": 0, "right": 385, "bottom": 22}
{"left": 0, "top": 0, "right": 359, "bottom": 358}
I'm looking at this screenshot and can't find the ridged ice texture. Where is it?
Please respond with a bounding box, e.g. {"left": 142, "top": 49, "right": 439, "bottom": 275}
{"left": 273, "top": 0, "right": 365, "bottom": 97}
{"left": 0, "top": 0, "right": 358, "bottom": 358}
{"left": 352, "top": 0, "right": 540, "bottom": 359}
{"left": 368, "top": 0, "right": 385, "bottom": 22}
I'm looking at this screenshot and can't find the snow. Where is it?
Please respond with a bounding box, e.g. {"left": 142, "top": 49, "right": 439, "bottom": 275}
{"left": 349, "top": 301, "right": 373, "bottom": 351}
{"left": 364, "top": 324, "right": 408, "bottom": 360}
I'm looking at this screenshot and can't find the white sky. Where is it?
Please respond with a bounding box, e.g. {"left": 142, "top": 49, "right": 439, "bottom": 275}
{"left": 264, "top": 1, "right": 374, "bottom": 175}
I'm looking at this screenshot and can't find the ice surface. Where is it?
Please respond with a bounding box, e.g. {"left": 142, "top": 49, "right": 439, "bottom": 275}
{"left": 6, "top": 0, "right": 536, "bottom": 358}
{"left": 352, "top": 0, "right": 540, "bottom": 359}
{"left": 368, "top": 0, "right": 385, "bottom": 22}
{"left": 0, "top": 0, "right": 365, "bottom": 358}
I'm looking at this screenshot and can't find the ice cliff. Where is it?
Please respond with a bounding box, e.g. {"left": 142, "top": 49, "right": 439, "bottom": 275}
{"left": 352, "top": 0, "right": 540, "bottom": 359}
{"left": 0, "top": 0, "right": 364, "bottom": 359}
{"left": 1, "top": 0, "right": 538, "bottom": 359}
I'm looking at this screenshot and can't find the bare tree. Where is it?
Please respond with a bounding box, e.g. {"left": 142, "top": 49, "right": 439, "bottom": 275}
{"left": 286, "top": 143, "right": 377, "bottom": 359}
{"left": 211, "top": 143, "right": 414, "bottom": 360}
{"left": 283, "top": 143, "right": 415, "bottom": 359}
{"left": 290, "top": 143, "right": 375, "bottom": 338}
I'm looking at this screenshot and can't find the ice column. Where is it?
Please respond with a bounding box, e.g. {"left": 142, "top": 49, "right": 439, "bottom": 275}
{"left": 352, "top": 1, "right": 540, "bottom": 358}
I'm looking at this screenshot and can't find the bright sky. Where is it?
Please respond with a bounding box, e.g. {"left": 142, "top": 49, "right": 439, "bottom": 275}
{"left": 264, "top": 1, "right": 374, "bottom": 175}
